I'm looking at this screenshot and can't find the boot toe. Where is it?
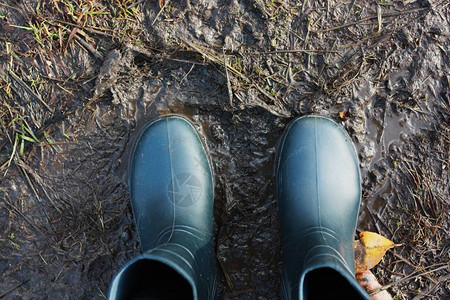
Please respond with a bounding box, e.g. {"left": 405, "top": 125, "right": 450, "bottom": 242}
{"left": 129, "top": 116, "right": 214, "bottom": 251}
{"left": 277, "top": 115, "right": 361, "bottom": 237}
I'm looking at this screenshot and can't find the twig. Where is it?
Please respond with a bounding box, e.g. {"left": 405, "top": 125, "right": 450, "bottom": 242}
{"left": 15, "top": 159, "right": 59, "bottom": 211}
{"left": 53, "top": 263, "right": 66, "bottom": 283}
{"left": 231, "top": 289, "right": 254, "bottom": 296}
{"left": 17, "top": 162, "right": 41, "bottom": 202}
{"left": 223, "top": 48, "right": 234, "bottom": 107}
{"left": 217, "top": 258, "right": 234, "bottom": 290}
{"left": 46, "top": 19, "right": 114, "bottom": 38}
{"left": 392, "top": 252, "right": 418, "bottom": 270}
{"left": 70, "top": 30, "right": 104, "bottom": 60}
{"left": 370, "top": 265, "right": 449, "bottom": 296}
{"left": 127, "top": 0, "right": 145, "bottom": 9}
{"left": 2, "top": 194, "right": 51, "bottom": 239}
{"left": 179, "top": 64, "right": 195, "bottom": 84}
{"left": 318, "top": 7, "right": 429, "bottom": 33}
{"left": 0, "top": 280, "right": 29, "bottom": 298}
{"left": 0, "top": 2, "right": 21, "bottom": 11}
{"left": 152, "top": 0, "right": 168, "bottom": 26}
{"left": 337, "top": 31, "right": 393, "bottom": 49}
{"left": 126, "top": 44, "right": 208, "bottom": 65}
{"left": 8, "top": 70, "right": 52, "bottom": 111}
{"left": 377, "top": 5, "right": 382, "bottom": 33}
{"left": 39, "top": 141, "right": 76, "bottom": 147}
{"left": 166, "top": 57, "right": 207, "bottom": 65}
{"left": 253, "top": 49, "right": 338, "bottom": 54}
{"left": 181, "top": 39, "right": 290, "bottom": 117}
{"left": 412, "top": 273, "right": 450, "bottom": 300}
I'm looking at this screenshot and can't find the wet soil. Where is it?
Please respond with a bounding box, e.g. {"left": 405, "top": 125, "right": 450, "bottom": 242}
{"left": 0, "top": 0, "right": 449, "bottom": 299}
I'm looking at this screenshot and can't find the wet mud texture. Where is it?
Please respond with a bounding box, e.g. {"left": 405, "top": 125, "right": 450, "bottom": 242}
{"left": 0, "top": 0, "right": 449, "bottom": 299}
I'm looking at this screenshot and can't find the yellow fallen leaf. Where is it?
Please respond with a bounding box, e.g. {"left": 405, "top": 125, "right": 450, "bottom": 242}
{"left": 339, "top": 110, "right": 347, "bottom": 120}
{"left": 354, "top": 231, "right": 400, "bottom": 273}
{"left": 360, "top": 231, "right": 396, "bottom": 249}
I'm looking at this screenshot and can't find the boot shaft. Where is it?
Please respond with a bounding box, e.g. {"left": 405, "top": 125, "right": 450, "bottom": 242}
{"left": 110, "top": 116, "right": 217, "bottom": 300}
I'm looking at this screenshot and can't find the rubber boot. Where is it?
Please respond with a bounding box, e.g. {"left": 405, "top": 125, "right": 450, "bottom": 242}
{"left": 277, "top": 116, "right": 370, "bottom": 299}
{"left": 109, "top": 116, "right": 217, "bottom": 300}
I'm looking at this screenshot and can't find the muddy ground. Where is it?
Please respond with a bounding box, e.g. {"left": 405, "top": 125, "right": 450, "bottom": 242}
{"left": 0, "top": 0, "right": 449, "bottom": 299}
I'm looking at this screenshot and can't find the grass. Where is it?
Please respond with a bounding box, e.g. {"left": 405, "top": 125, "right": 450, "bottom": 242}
{"left": 0, "top": 0, "right": 145, "bottom": 171}
{"left": 1, "top": 112, "right": 40, "bottom": 173}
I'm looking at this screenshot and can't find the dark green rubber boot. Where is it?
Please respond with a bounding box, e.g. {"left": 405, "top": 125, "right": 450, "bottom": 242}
{"left": 109, "top": 116, "right": 217, "bottom": 300}
{"left": 277, "top": 116, "right": 370, "bottom": 300}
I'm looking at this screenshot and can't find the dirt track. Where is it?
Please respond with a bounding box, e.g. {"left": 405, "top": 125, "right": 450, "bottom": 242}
{"left": 0, "top": 0, "right": 449, "bottom": 299}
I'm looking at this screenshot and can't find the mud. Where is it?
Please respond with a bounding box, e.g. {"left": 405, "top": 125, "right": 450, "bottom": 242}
{"left": 0, "top": 0, "right": 449, "bottom": 299}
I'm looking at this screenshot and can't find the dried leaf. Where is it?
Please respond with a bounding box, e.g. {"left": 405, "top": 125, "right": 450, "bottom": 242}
{"left": 354, "top": 231, "right": 399, "bottom": 273}
{"left": 356, "top": 270, "right": 393, "bottom": 300}
{"left": 159, "top": 0, "right": 165, "bottom": 9}
{"left": 360, "top": 231, "right": 395, "bottom": 249}
{"left": 339, "top": 110, "right": 347, "bottom": 120}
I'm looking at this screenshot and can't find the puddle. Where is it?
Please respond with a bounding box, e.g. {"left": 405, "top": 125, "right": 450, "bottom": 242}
{"left": 363, "top": 98, "right": 430, "bottom": 171}
{"left": 353, "top": 70, "right": 437, "bottom": 234}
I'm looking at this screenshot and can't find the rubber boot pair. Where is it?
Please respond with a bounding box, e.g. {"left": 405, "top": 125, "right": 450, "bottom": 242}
{"left": 108, "top": 115, "right": 370, "bottom": 299}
